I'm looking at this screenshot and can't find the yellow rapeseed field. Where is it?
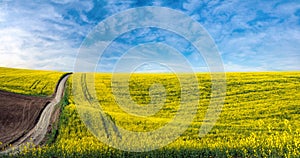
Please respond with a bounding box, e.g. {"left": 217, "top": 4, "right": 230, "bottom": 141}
{"left": 0, "top": 67, "right": 64, "bottom": 96}
{"left": 3, "top": 70, "right": 300, "bottom": 157}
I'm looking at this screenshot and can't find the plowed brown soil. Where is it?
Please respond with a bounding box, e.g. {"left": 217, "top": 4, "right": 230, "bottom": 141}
{"left": 0, "top": 90, "right": 51, "bottom": 148}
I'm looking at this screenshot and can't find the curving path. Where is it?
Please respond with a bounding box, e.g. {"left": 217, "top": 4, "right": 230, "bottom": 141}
{"left": 0, "top": 74, "right": 71, "bottom": 154}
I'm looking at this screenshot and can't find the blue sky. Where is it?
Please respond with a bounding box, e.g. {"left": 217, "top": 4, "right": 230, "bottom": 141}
{"left": 0, "top": 0, "right": 299, "bottom": 72}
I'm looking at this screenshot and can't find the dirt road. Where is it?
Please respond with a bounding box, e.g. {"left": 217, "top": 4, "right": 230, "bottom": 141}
{"left": 0, "top": 74, "right": 71, "bottom": 154}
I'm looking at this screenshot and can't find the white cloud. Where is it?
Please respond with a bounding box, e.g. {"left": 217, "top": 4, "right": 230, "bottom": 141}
{"left": 0, "top": 27, "right": 76, "bottom": 71}
{"left": 152, "top": 0, "right": 163, "bottom": 6}
{"left": 104, "top": 1, "right": 133, "bottom": 16}
{"left": 50, "top": 0, "right": 73, "bottom": 4}
{"left": 0, "top": 1, "right": 96, "bottom": 71}
{"left": 0, "top": 1, "right": 299, "bottom": 72}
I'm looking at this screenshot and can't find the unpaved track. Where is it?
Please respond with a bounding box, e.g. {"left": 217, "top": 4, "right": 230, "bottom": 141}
{"left": 0, "top": 74, "right": 70, "bottom": 154}
{"left": 79, "top": 73, "right": 121, "bottom": 139}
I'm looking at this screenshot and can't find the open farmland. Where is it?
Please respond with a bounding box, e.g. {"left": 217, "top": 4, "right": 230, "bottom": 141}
{"left": 0, "top": 67, "right": 64, "bottom": 96}
{"left": 16, "top": 72, "right": 300, "bottom": 157}
{"left": 0, "top": 67, "right": 65, "bottom": 150}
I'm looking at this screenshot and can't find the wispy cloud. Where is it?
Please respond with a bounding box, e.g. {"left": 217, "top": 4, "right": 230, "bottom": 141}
{"left": 0, "top": 0, "right": 299, "bottom": 72}
{"left": 181, "top": 0, "right": 300, "bottom": 71}
{"left": 0, "top": 0, "right": 94, "bottom": 71}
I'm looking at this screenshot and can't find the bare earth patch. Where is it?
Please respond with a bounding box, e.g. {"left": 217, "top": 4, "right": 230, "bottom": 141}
{"left": 0, "top": 90, "right": 51, "bottom": 149}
